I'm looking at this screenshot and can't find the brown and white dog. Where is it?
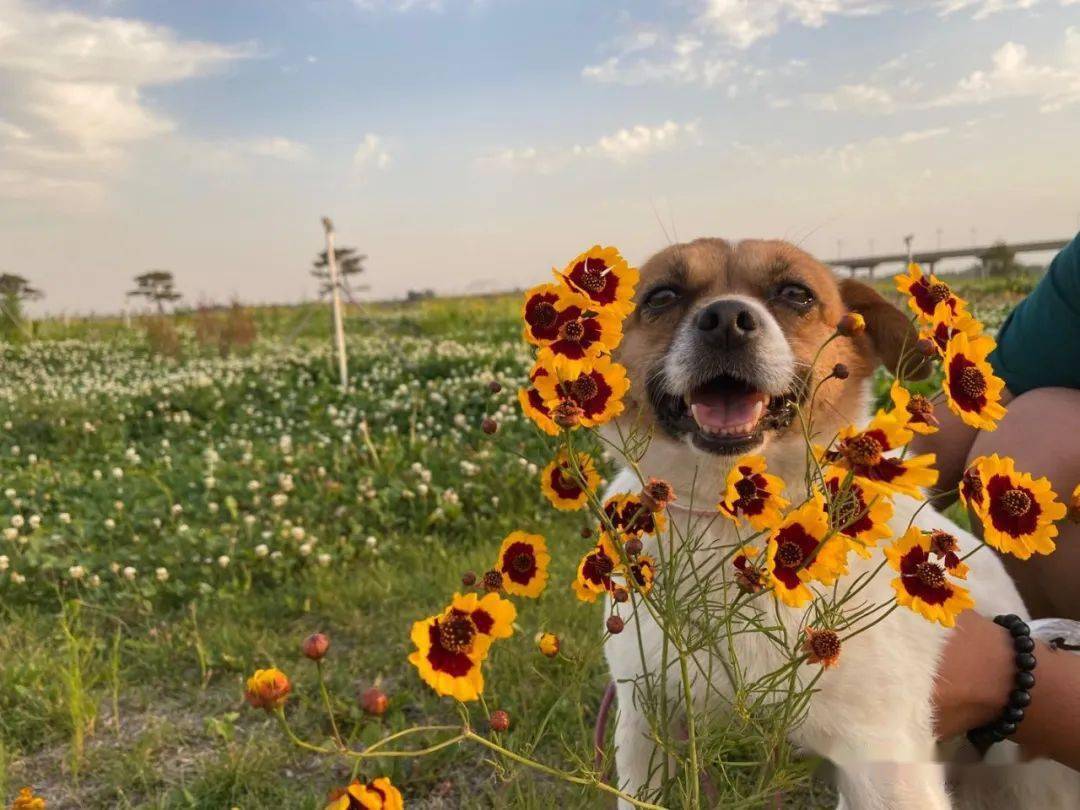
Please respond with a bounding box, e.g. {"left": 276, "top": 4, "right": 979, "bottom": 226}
{"left": 602, "top": 238, "right": 1079, "bottom": 809}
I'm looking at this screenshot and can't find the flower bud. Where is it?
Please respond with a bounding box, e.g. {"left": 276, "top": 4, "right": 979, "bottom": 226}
{"left": 580, "top": 526, "right": 593, "bottom": 539}
{"left": 552, "top": 399, "right": 584, "bottom": 429}
{"left": 831, "top": 363, "right": 849, "bottom": 380}
{"left": 461, "top": 570, "right": 477, "bottom": 587}
{"left": 640, "top": 478, "right": 675, "bottom": 510}
{"left": 361, "top": 686, "right": 388, "bottom": 716}
{"left": 302, "top": 632, "right": 330, "bottom": 661}
{"left": 1069, "top": 484, "right": 1080, "bottom": 524}
{"left": 481, "top": 417, "right": 499, "bottom": 435}
{"left": 489, "top": 709, "right": 510, "bottom": 732}
{"left": 624, "top": 537, "right": 643, "bottom": 557}
{"left": 836, "top": 312, "right": 866, "bottom": 337}
{"left": 245, "top": 668, "right": 291, "bottom": 711}
{"left": 481, "top": 569, "right": 503, "bottom": 592}
{"left": 537, "top": 632, "right": 560, "bottom": 658}
{"left": 916, "top": 337, "right": 939, "bottom": 357}
{"left": 487, "top": 380, "right": 503, "bottom": 394}
{"left": 612, "top": 587, "right": 629, "bottom": 604}
{"left": 606, "top": 615, "right": 625, "bottom": 634}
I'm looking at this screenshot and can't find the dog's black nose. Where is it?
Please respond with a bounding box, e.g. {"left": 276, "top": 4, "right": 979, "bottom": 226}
{"left": 694, "top": 300, "right": 758, "bottom": 348}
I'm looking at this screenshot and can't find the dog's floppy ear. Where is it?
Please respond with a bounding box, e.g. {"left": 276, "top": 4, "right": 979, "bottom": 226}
{"left": 839, "top": 278, "right": 932, "bottom": 380}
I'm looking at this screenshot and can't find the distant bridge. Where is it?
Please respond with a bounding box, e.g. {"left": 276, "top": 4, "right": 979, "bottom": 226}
{"left": 825, "top": 238, "right": 1071, "bottom": 277}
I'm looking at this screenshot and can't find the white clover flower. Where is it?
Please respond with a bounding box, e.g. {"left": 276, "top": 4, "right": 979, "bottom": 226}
{"left": 93, "top": 469, "right": 103, "bottom": 480}
{"left": 204, "top": 476, "right": 216, "bottom": 489}
{"left": 3, "top": 489, "right": 13, "bottom": 499}
{"left": 10, "top": 515, "right": 24, "bottom": 529}
{"left": 491, "top": 495, "right": 500, "bottom": 507}
{"left": 113, "top": 501, "right": 124, "bottom": 512}
{"left": 271, "top": 493, "right": 288, "bottom": 508}
{"left": 217, "top": 555, "right": 230, "bottom": 568}
{"left": 104, "top": 518, "right": 116, "bottom": 530}
{"left": 69, "top": 565, "right": 86, "bottom": 580}
{"left": 247, "top": 480, "right": 261, "bottom": 492}
{"left": 10, "top": 571, "right": 25, "bottom": 584}
{"left": 453, "top": 413, "right": 467, "bottom": 427}
{"left": 199, "top": 582, "right": 213, "bottom": 594}
{"left": 254, "top": 543, "right": 269, "bottom": 558}
{"left": 11, "top": 446, "right": 19, "bottom": 456}
{"left": 442, "top": 488, "right": 460, "bottom": 505}
{"left": 243, "top": 514, "right": 256, "bottom": 526}
{"left": 122, "top": 566, "right": 137, "bottom": 580}
{"left": 0, "top": 555, "right": 8, "bottom": 571}
{"left": 156, "top": 567, "right": 169, "bottom": 582}
{"left": 208, "top": 502, "right": 219, "bottom": 514}
{"left": 299, "top": 542, "right": 313, "bottom": 556}
{"left": 110, "top": 561, "right": 121, "bottom": 574}
{"left": 178, "top": 523, "right": 190, "bottom": 533}
{"left": 270, "top": 550, "right": 283, "bottom": 560}
{"left": 90, "top": 574, "right": 101, "bottom": 587}
{"left": 83, "top": 421, "right": 96, "bottom": 433}
{"left": 3, "top": 528, "right": 18, "bottom": 541}
{"left": 171, "top": 504, "right": 183, "bottom": 516}
{"left": 290, "top": 526, "right": 305, "bottom": 541}
{"left": 111, "top": 467, "right": 124, "bottom": 479}
{"left": 417, "top": 483, "right": 429, "bottom": 496}
{"left": 27, "top": 453, "right": 37, "bottom": 464}
{"left": 317, "top": 553, "right": 332, "bottom": 566}
{"left": 365, "top": 535, "right": 378, "bottom": 548}
{"left": 28, "top": 515, "right": 40, "bottom": 529}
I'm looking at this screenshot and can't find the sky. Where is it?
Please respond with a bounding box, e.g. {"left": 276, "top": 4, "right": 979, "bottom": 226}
{"left": 2, "top": 0, "right": 1080, "bottom": 315}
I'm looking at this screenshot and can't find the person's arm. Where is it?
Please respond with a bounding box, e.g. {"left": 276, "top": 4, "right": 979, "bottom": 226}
{"left": 933, "top": 610, "right": 1080, "bottom": 771}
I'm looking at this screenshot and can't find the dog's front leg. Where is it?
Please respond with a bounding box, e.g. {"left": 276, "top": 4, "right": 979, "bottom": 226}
{"left": 834, "top": 758, "right": 951, "bottom": 810}
{"left": 611, "top": 679, "right": 669, "bottom": 809}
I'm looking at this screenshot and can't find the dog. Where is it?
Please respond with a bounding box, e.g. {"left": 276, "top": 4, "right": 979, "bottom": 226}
{"left": 601, "top": 238, "right": 1079, "bottom": 809}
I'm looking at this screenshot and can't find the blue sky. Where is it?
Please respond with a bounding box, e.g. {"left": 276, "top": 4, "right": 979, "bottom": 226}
{"left": 2, "top": 0, "right": 1079, "bottom": 313}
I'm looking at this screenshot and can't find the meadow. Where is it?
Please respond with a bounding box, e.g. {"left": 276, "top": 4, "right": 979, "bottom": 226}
{"left": 0, "top": 275, "right": 1036, "bottom": 809}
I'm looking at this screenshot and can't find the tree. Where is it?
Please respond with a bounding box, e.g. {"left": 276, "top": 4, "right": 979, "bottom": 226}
{"left": 982, "top": 242, "right": 1020, "bottom": 278}
{"left": 0, "top": 274, "right": 43, "bottom": 302}
{"left": 311, "top": 247, "right": 368, "bottom": 303}
{"left": 0, "top": 273, "right": 41, "bottom": 341}
{"left": 128, "top": 270, "right": 181, "bottom": 313}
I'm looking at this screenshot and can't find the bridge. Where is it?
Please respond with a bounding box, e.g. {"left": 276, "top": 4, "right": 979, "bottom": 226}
{"left": 825, "top": 238, "right": 1071, "bottom": 277}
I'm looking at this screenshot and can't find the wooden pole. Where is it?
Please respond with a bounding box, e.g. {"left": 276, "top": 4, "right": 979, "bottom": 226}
{"left": 322, "top": 217, "right": 349, "bottom": 392}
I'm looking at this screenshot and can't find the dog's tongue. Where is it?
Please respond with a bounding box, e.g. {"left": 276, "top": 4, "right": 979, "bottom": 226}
{"left": 689, "top": 389, "right": 769, "bottom": 432}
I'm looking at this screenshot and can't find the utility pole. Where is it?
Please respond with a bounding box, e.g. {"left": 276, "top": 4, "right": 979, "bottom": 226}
{"left": 322, "top": 217, "right": 349, "bottom": 392}
{"left": 903, "top": 234, "right": 914, "bottom": 267}
{"left": 936, "top": 228, "right": 943, "bottom": 250}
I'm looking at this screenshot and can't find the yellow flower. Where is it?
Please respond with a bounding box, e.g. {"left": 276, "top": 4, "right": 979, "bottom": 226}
{"left": 765, "top": 494, "right": 848, "bottom": 608}
{"left": 943, "top": 331, "right": 1007, "bottom": 431}
{"left": 883, "top": 381, "right": 939, "bottom": 436}
{"left": 534, "top": 355, "right": 629, "bottom": 429}
{"left": 244, "top": 668, "right": 291, "bottom": 712}
{"left": 554, "top": 245, "right": 638, "bottom": 319}
{"left": 540, "top": 450, "right": 600, "bottom": 511}
{"left": 495, "top": 532, "right": 550, "bottom": 598}
{"left": 325, "top": 777, "right": 404, "bottom": 810}
{"left": 895, "top": 262, "right": 966, "bottom": 323}
{"left": 537, "top": 632, "right": 560, "bottom": 657}
{"left": 821, "top": 466, "right": 893, "bottom": 558}
{"left": 628, "top": 554, "right": 657, "bottom": 595}
{"left": 408, "top": 610, "right": 491, "bottom": 702}
{"left": 518, "top": 363, "right": 561, "bottom": 436}
{"left": 446, "top": 591, "right": 517, "bottom": 641}
{"left": 602, "top": 492, "right": 668, "bottom": 538}
{"left": 522, "top": 283, "right": 623, "bottom": 376}
{"left": 885, "top": 527, "right": 974, "bottom": 628}
{"left": 10, "top": 788, "right": 45, "bottom": 810}
{"left": 718, "top": 455, "right": 789, "bottom": 531}
{"left": 965, "top": 454, "right": 1066, "bottom": 559}
{"left": 919, "top": 300, "right": 987, "bottom": 358}
{"left": 573, "top": 534, "right": 619, "bottom": 603}
{"left": 818, "top": 412, "right": 938, "bottom": 499}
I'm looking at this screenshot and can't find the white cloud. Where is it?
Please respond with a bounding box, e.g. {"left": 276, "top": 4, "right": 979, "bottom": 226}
{"left": 804, "top": 82, "right": 896, "bottom": 111}
{"left": 938, "top": 0, "right": 1078, "bottom": 20}
{"left": 931, "top": 37, "right": 1080, "bottom": 111}
{"left": 697, "top": 0, "right": 887, "bottom": 49}
{"left": 476, "top": 121, "right": 701, "bottom": 173}
{"left": 764, "top": 125, "right": 952, "bottom": 173}
{"left": 353, "top": 133, "right": 393, "bottom": 170}
{"left": 246, "top": 137, "right": 310, "bottom": 161}
{"left": 352, "top": 0, "right": 487, "bottom": 10}
{"left": 583, "top": 36, "right": 734, "bottom": 86}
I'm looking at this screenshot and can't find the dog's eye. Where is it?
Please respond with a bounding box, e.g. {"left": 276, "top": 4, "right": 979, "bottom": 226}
{"left": 643, "top": 286, "right": 681, "bottom": 310}
{"left": 775, "top": 283, "right": 815, "bottom": 310}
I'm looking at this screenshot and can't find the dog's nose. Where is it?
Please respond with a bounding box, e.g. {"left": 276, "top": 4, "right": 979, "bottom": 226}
{"left": 694, "top": 300, "right": 758, "bottom": 349}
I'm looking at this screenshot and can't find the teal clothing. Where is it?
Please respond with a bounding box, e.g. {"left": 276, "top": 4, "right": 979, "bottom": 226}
{"left": 988, "top": 232, "right": 1080, "bottom": 395}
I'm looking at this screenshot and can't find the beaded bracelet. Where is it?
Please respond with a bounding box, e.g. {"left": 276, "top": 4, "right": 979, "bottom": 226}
{"left": 966, "top": 614, "right": 1037, "bottom": 752}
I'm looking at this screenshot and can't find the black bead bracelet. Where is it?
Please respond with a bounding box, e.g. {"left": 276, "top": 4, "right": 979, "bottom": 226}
{"left": 966, "top": 614, "right": 1037, "bottom": 752}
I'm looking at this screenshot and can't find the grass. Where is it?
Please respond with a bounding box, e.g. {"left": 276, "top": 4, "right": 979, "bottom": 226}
{"left": 0, "top": 279, "right": 1016, "bottom": 809}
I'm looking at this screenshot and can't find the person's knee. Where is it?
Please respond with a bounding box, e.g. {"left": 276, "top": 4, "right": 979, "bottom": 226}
{"left": 1004, "top": 386, "right": 1080, "bottom": 421}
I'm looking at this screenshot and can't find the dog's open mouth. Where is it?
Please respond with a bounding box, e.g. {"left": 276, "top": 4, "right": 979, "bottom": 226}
{"left": 648, "top": 372, "right": 804, "bottom": 455}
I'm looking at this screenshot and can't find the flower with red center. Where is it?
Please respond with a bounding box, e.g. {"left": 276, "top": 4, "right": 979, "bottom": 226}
{"left": 325, "top": 777, "right": 404, "bottom": 810}
{"left": 732, "top": 545, "right": 765, "bottom": 593}
{"left": 554, "top": 245, "right": 639, "bottom": 319}
{"left": 943, "top": 332, "right": 1007, "bottom": 431}
{"left": 518, "top": 363, "right": 560, "bottom": 436}
{"left": 244, "top": 667, "right": 291, "bottom": 712}
{"left": 602, "top": 492, "right": 668, "bottom": 539}
{"left": 919, "top": 300, "right": 987, "bottom": 358}
{"left": 573, "top": 534, "right": 620, "bottom": 603}
{"left": 628, "top": 554, "right": 657, "bottom": 595}
{"left": 959, "top": 462, "right": 985, "bottom": 514}
{"left": 885, "top": 527, "right": 974, "bottom": 627}
{"left": 540, "top": 450, "right": 600, "bottom": 511}
{"left": 718, "top": 455, "right": 789, "bottom": 531}
{"left": 802, "top": 627, "right": 842, "bottom": 669}
{"left": 884, "top": 381, "right": 939, "bottom": 435}
{"left": 818, "top": 413, "right": 938, "bottom": 499}
{"left": 523, "top": 285, "right": 623, "bottom": 375}
{"left": 765, "top": 494, "right": 849, "bottom": 608}
{"left": 895, "top": 262, "right": 965, "bottom": 323}
{"left": 1070, "top": 483, "right": 1080, "bottom": 524}
{"left": 496, "top": 531, "right": 550, "bottom": 598}
{"left": 821, "top": 467, "right": 893, "bottom": 558}
{"left": 535, "top": 356, "right": 630, "bottom": 429}
{"left": 640, "top": 477, "right": 676, "bottom": 511}
{"left": 537, "top": 632, "right": 560, "bottom": 657}
{"left": 928, "top": 529, "right": 968, "bottom": 577}
{"left": 965, "top": 454, "right": 1066, "bottom": 559}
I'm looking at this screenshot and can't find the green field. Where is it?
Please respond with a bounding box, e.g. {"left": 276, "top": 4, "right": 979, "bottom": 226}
{"left": 0, "top": 277, "right": 1035, "bottom": 809}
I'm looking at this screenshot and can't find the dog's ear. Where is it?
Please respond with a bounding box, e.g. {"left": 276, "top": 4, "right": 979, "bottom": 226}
{"left": 839, "top": 278, "right": 931, "bottom": 380}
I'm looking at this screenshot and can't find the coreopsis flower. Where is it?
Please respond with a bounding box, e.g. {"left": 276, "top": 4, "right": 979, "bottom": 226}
{"left": 885, "top": 527, "right": 974, "bottom": 628}
{"left": 446, "top": 591, "right": 517, "bottom": 642}
{"left": 325, "top": 777, "right": 404, "bottom": 810}
{"left": 884, "top": 381, "right": 939, "bottom": 435}
{"left": 819, "top": 413, "right": 938, "bottom": 499}
{"left": 518, "top": 364, "right": 560, "bottom": 436}
{"left": 732, "top": 545, "right": 765, "bottom": 593}
{"left": 895, "top": 262, "right": 964, "bottom": 323}
{"left": 1070, "top": 483, "right": 1080, "bottom": 524}
{"left": 718, "top": 455, "right": 789, "bottom": 531}
{"left": 495, "top": 531, "right": 550, "bottom": 598}
{"left": 537, "top": 632, "right": 560, "bottom": 657}
{"left": 942, "top": 332, "right": 1007, "bottom": 431}
{"left": 245, "top": 668, "right": 291, "bottom": 711}
{"left": 920, "top": 301, "right": 986, "bottom": 358}
{"left": 802, "top": 627, "right": 841, "bottom": 669}
{"left": 765, "top": 494, "right": 849, "bottom": 608}
{"left": 534, "top": 355, "right": 629, "bottom": 429}
{"left": 835, "top": 312, "right": 865, "bottom": 337}
{"left": 640, "top": 478, "right": 676, "bottom": 511}
{"left": 10, "top": 788, "right": 45, "bottom": 810}
{"left": 602, "top": 492, "right": 667, "bottom": 538}
{"left": 965, "top": 454, "right": 1067, "bottom": 559}
{"left": 522, "top": 284, "right": 623, "bottom": 374}
{"left": 628, "top": 554, "right": 657, "bottom": 595}
{"left": 573, "top": 535, "right": 619, "bottom": 603}
{"left": 959, "top": 462, "right": 986, "bottom": 514}
{"left": 554, "top": 245, "right": 638, "bottom": 318}
{"left": 540, "top": 450, "right": 600, "bottom": 511}
{"left": 409, "top": 610, "right": 492, "bottom": 702}
{"left": 821, "top": 467, "right": 893, "bottom": 558}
